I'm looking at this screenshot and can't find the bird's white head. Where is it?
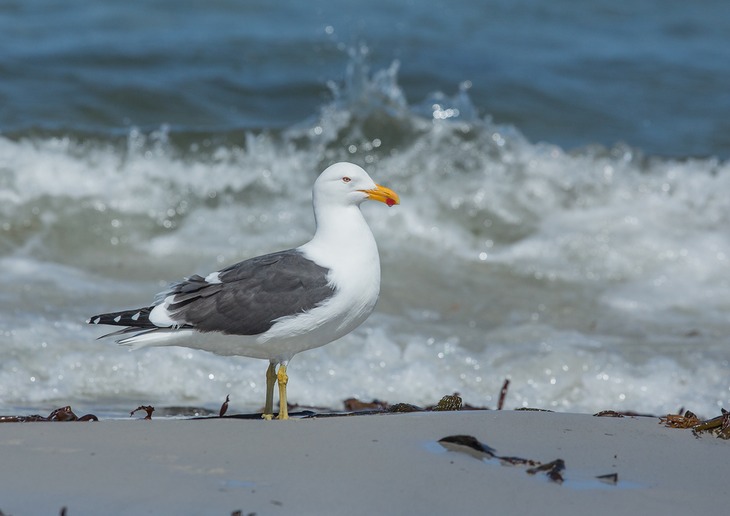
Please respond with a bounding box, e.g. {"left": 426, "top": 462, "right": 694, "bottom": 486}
{"left": 313, "top": 162, "right": 400, "bottom": 208}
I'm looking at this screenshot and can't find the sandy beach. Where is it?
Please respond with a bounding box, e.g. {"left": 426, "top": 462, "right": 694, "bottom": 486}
{"left": 1, "top": 409, "right": 728, "bottom": 515}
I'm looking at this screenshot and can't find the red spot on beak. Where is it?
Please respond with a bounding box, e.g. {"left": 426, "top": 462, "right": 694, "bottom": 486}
{"left": 386, "top": 198, "right": 396, "bottom": 207}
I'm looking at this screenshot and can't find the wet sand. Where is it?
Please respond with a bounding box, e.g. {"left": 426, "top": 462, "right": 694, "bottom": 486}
{"left": 0, "top": 410, "right": 728, "bottom": 515}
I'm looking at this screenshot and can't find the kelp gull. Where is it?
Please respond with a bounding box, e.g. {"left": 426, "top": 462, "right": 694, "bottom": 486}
{"left": 88, "top": 162, "right": 400, "bottom": 419}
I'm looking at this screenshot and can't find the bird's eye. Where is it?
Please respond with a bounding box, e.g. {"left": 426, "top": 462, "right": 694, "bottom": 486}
{"left": 342, "top": 176, "right": 351, "bottom": 183}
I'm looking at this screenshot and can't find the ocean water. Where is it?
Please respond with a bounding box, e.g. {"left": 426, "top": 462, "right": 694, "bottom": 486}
{"left": 1, "top": 0, "right": 729, "bottom": 417}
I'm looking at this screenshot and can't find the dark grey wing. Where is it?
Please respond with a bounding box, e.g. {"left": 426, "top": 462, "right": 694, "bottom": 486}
{"left": 165, "top": 249, "right": 334, "bottom": 336}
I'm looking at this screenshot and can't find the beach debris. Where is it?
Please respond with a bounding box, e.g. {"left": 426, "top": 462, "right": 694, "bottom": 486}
{"left": 343, "top": 398, "right": 389, "bottom": 411}
{"left": 0, "top": 406, "right": 98, "bottom": 423}
{"left": 438, "top": 434, "right": 567, "bottom": 484}
{"left": 292, "top": 392, "right": 490, "bottom": 417}
{"left": 63, "top": 410, "right": 97, "bottom": 421}
{"left": 438, "top": 435, "right": 496, "bottom": 459}
{"left": 660, "top": 409, "right": 700, "bottom": 428}
{"left": 596, "top": 473, "right": 619, "bottom": 485}
{"left": 427, "top": 394, "right": 486, "bottom": 411}
{"left": 593, "top": 410, "right": 624, "bottom": 417}
{"left": 497, "top": 379, "right": 510, "bottom": 410}
{"left": 497, "top": 455, "right": 539, "bottom": 467}
{"left": 433, "top": 394, "right": 463, "bottom": 411}
{"left": 526, "top": 459, "right": 565, "bottom": 484}
{"left": 661, "top": 408, "right": 730, "bottom": 439}
{"left": 219, "top": 395, "right": 230, "bottom": 417}
{"left": 694, "top": 410, "right": 730, "bottom": 439}
{"left": 130, "top": 405, "right": 155, "bottom": 420}
{"left": 49, "top": 406, "right": 80, "bottom": 421}
{"left": 595, "top": 409, "right": 656, "bottom": 418}
{"left": 335, "top": 393, "right": 489, "bottom": 416}
{"left": 339, "top": 392, "right": 490, "bottom": 415}
{"left": 388, "top": 403, "right": 422, "bottom": 413}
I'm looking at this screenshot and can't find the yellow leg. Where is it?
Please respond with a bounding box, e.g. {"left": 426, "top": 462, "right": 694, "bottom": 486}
{"left": 277, "top": 363, "right": 289, "bottom": 420}
{"left": 262, "top": 362, "right": 277, "bottom": 420}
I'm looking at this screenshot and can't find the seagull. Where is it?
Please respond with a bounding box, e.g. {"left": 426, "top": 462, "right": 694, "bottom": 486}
{"left": 88, "top": 162, "right": 400, "bottom": 419}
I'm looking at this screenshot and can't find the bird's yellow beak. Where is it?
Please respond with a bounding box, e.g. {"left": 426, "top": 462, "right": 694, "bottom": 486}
{"left": 361, "top": 184, "right": 400, "bottom": 207}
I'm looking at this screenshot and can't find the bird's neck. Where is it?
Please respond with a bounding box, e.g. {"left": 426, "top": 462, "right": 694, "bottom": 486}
{"left": 300, "top": 203, "right": 379, "bottom": 266}
{"left": 313, "top": 204, "right": 374, "bottom": 245}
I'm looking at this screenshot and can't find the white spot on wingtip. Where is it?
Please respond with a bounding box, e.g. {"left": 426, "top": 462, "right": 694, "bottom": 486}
{"left": 113, "top": 315, "right": 122, "bottom": 323}
{"left": 92, "top": 317, "right": 100, "bottom": 324}
{"left": 205, "top": 271, "right": 222, "bottom": 284}
{"left": 149, "top": 303, "right": 177, "bottom": 327}
{"left": 131, "top": 312, "right": 141, "bottom": 321}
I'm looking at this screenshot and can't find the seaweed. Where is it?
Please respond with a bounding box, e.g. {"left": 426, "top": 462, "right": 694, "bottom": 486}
{"left": 526, "top": 459, "right": 565, "bottom": 484}
{"left": 660, "top": 408, "right": 730, "bottom": 439}
{"left": 219, "top": 395, "right": 230, "bottom": 417}
{"left": 432, "top": 394, "right": 463, "bottom": 411}
{"left": 497, "top": 379, "right": 510, "bottom": 410}
{"left": 0, "top": 406, "right": 98, "bottom": 423}
{"left": 438, "top": 434, "right": 566, "bottom": 484}
{"left": 130, "top": 405, "right": 155, "bottom": 420}
{"left": 593, "top": 410, "right": 625, "bottom": 418}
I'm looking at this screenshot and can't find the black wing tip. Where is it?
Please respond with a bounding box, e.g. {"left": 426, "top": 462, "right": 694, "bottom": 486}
{"left": 86, "top": 307, "right": 155, "bottom": 329}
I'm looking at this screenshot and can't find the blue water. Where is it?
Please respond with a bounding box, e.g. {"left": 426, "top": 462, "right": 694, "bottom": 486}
{"left": 1, "top": 0, "right": 729, "bottom": 416}
{"left": 2, "top": 0, "right": 729, "bottom": 156}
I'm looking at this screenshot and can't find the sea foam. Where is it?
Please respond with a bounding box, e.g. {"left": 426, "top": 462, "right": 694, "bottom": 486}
{"left": 1, "top": 57, "right": 728, "bottom": 417}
